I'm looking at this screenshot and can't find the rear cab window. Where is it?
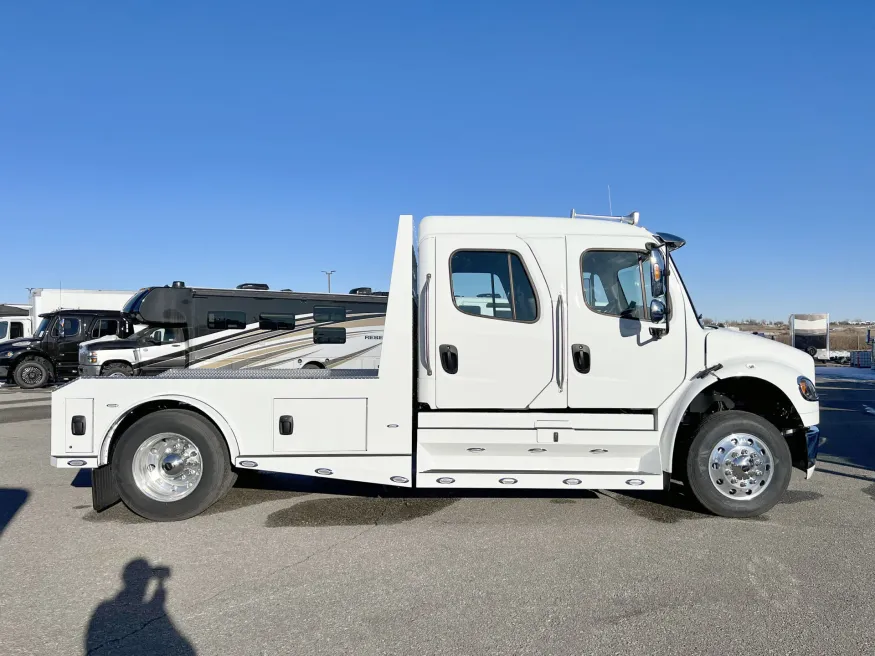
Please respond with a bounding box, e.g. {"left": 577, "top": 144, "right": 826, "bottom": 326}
{"left": 450, "top": 250, "right": 539, "bottom": 322}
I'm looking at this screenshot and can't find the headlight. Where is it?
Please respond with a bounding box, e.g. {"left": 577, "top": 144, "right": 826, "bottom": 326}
{"left": 87, "top": 352, "right": 98, "bottom": 364}
{"left": 3, "top": 351, "right": 12, "bottom": 358}
{"left": 797, "top": 376, "right": 818, "bottom": 401}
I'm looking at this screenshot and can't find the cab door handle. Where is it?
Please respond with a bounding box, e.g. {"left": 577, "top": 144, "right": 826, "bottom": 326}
{"left": 278, "top": 415, "right": 294, "bottom": 435}
{"left": 439, "top": 345, "right": 458, "bottom": 374}
{"left": 572, "top": 344, "right": 591, "bottom": 374}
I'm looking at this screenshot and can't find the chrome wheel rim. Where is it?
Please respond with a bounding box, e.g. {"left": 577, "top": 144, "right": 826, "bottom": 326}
{"left": 132, "top": 433, "right": 203, "bottom": 502}
{"left": 20, "top": 365, "right": 43, "bottom": 386}
{"left": 709, "top": 433, "right": 774, "bottom": 500}
{"left": 108, "top": 372, "right": 127, "bottom": 378}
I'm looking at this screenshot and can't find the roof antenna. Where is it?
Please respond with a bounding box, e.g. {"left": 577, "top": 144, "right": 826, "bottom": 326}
{"left": 607, "top": 185, "right": 613, "bottom": 216}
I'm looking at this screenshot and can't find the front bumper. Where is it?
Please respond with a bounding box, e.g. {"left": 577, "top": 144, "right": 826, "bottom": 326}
{"left": 78, "top": 364, "right": 101, "bottom": 377}
{"left": 805, "top": 425, "right": 820, "bottom": 479}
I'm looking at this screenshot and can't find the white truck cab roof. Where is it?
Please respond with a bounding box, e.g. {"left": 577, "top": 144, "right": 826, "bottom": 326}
{"left": 419, "top": 215, "right": 654, "bottom": 240}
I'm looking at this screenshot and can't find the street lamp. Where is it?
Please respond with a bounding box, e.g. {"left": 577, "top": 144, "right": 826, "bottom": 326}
{"left": 322, "top": 270, "right": 335, "bottom": 293}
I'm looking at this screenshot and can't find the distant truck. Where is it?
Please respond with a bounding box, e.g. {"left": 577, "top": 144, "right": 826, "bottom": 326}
{"left": 0, "top": 304, "right": 31, "bottom": 344}
{"left": 789, "top": 314, "right": 830, "bottom": 362}
{"left": 1, "top": 309, "right": 129, "bottom": 388}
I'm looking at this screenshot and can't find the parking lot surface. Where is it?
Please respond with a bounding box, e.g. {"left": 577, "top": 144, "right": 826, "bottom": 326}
{"left": 2, "top": 374, "right": 875, "bottom": 655}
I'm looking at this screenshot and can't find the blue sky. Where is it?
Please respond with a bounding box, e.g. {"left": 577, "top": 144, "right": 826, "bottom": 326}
{"left": 1, "top": 1, "right": 872, "bottom": 320}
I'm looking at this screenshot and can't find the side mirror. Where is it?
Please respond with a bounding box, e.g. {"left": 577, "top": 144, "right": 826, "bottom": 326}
{"left": 649, "top": 299, "right": 667, "bottom": 324}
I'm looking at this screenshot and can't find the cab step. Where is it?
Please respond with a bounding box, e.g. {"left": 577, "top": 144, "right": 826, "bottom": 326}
{"left": 416, "top": 471, "right": 666, "bottom": 490}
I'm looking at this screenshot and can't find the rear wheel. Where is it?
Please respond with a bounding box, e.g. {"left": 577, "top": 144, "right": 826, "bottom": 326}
{"left": 102, "top": 363, "right": 133, "bottom": 378}
{"left": 13, "top": 357, "right": 51, "bottom": 389}
{"left": 686, "top": 410, "right": 791, "bottom": 518}
{"left": 112, "top": 409, "right": 236, "bottom": 521}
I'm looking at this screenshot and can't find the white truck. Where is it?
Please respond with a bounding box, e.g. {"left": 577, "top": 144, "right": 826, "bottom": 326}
{"left": 50, "top": 213, "right": 821, "bottom": 521}
{"left": 0, "top": 304, "right": 31, "bottom": 344}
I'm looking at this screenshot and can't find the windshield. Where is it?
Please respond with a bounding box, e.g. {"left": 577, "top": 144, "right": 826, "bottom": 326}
{"left": 34, "top": 317, "right": 50, "bottom": 338}
{"left": 122, "top": 289, "right": 150, "bottom": 315}
{"left": 670, "top": 255, "right": 703, "bottom": 328}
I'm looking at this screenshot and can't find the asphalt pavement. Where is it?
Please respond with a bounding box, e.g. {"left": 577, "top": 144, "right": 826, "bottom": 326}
{"left": 2, "top": 375, "right": 875, "bottom": 656}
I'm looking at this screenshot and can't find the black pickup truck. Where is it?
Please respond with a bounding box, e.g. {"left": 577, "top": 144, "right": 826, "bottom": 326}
{"left": 0, "top": 309, "right": 127, "bottom": 389}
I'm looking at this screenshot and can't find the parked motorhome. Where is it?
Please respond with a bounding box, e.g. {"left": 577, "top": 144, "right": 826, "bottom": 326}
{"left": 78, "top": 283, "right": 388, "bottom": 377}
{"left": 51, "top": 213, "right": 819, "bottom": 522}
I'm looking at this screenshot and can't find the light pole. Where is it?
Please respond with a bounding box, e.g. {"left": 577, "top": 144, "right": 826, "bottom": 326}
{"left": 322, "top": 270, "right": 335, "bottom": 293}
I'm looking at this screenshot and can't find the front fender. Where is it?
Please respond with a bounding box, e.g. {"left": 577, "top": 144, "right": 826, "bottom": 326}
{"left": 714, "top": 359, "right": 818, "bottom": 427}
{"left": 658, "top": 360, "right": 818, "bottom": 473}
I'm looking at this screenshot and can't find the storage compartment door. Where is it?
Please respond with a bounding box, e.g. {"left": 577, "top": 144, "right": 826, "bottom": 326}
{"left": 65, "top": 398, "right": 94, "bottom": 453}
{"left": 273, "top": 398, "right": 367, "bottom": 453}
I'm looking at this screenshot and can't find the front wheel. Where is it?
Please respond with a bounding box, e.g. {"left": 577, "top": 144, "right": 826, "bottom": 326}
{"left": 686, "top": 410, "right": 792, "bottom": 518}
{"left": 111, "top": 409, "right": 237, "bottom": 521}
{"left": 13, "top": 357, "right": 51, "bottom": 389}
{"left": 102, "top": 363, "right": 133, "bottom": 378}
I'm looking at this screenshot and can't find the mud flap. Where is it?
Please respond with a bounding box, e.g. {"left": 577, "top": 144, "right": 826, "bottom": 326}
{"left": 805, "top": 426, "right": 820, "bottom": 479}
{"left": 91, "top": 464, "right": 121, "bottom": 512}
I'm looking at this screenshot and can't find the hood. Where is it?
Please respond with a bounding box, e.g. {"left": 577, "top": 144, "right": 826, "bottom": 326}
{"left": 705, "top": 328, "right": 815, "bottom": 379}
{"left": 1, "top": 337, "right": 40, "bottom": 352}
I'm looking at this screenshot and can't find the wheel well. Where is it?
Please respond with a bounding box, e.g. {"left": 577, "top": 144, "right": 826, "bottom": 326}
{"left": 100, "top": 360, "right": 134, "bottom": 373}
{"left": 673, "top": 376, "right": 806, "bottom": 475}
{"left": 105, "top": 400, "right": 229, "bottom": 464}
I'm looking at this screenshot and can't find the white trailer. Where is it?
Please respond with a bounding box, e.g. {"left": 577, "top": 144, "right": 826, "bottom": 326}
{"left": 50, "top": 213, "right": 821, "bottom": 521}
{"left": 789, "top": 313, "right": 830, "bottom": 361}
{"left": 30, "top": 288, "right": 135, "bottom": 326}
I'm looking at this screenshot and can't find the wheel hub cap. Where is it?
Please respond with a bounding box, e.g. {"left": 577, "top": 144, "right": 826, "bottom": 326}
{"left": 708, "top": 433, "right": 773, "bottom": 500}
{"left": 132, "top": 433, "right": 203, "bottom": 502}
{"left": 22, "top": 366, "right": 41, "bottom": 384}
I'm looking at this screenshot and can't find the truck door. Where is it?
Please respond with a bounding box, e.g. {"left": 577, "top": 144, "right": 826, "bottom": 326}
{"left": 53, "top": 315, "right": 87, "bottom": 375}
{"left": 139, "top": 327, "right": 189, "bottom": 375}
{"left": 564, "top": 235, "right": 686, "bottom": 409}
{"left": 433, "top": 235, "right": 556, "bottom": 409}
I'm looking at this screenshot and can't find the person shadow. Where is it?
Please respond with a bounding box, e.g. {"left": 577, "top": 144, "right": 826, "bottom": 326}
{"left": 85, "top": 558, "right": 195, "bottom": 655}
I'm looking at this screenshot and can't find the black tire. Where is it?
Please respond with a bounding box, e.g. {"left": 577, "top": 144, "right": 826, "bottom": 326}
{"left": 111, "top": 409, "right": 237, "bottom": 521}
{"left": 303, "top": 362, "right": 323, "bottom": 369}
{"left": 806, "top": 346, "right": 817, "bottom": 357}
{"left": 13, "top": 357, "right": 51, "bottom": 389}
{"left": 685, "top": 410, "right": 791, "bottom": 518}
{"left": 102, "top": 362, "right": 133, "bottom": 377}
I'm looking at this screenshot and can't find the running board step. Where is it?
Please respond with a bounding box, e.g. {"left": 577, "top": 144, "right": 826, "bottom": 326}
{"left": 416, "top": 471, "right": 666, "bottom": 490}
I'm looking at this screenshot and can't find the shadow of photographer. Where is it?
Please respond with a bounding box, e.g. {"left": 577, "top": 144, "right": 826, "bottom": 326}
{"left": 85, "top": 558, "right": 195, "bottom": 655}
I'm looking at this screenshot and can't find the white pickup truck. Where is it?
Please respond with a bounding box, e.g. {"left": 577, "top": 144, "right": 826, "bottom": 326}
{"left": 50, "top": 213, "right": 821, "bottom": 521}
